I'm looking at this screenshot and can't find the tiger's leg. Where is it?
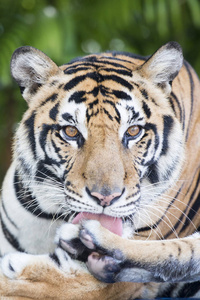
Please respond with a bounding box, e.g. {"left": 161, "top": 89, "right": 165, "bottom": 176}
{"left": 0, "top": 223, "right": 148, "bottom": 300}
{"left": 0, "top": 224, "right": 102, "bottom": 299}
{"left": 0, "top": 253, "right": 109, "bottom": 300}
{"left": 79, "top": 220, "right": 200, "bottom": 284}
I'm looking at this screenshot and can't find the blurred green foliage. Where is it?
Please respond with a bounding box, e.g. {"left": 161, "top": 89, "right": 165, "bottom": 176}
{"left": 0, "top": 0, "right": 200, "bottom": 183}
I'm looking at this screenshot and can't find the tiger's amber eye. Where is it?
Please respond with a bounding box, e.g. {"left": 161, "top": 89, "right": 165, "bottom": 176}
{"left": 127, "top": 125, "right": 140, "bottom": 137}
{"left": 64, "top": 126, "right": 78, "bottom": 138}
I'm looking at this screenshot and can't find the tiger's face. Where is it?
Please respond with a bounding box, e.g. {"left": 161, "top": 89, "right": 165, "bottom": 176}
{"left": 12, "top": 43, "right": 184, "bottom": 236}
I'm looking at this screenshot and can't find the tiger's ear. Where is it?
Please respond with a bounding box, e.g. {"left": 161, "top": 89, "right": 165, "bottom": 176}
{"left": 139, "top": 42, "right": 183, "bottom": 93}
{"left": 11, "top": 46, "right": 61, "bottom": 102}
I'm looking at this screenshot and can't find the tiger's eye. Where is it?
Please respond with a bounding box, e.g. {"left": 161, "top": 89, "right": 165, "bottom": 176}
{"left": 127, "top": 125, "right": 140, "bottom": 137}
{"left": 64, "top": 126, "right": 78, "bottom": 138}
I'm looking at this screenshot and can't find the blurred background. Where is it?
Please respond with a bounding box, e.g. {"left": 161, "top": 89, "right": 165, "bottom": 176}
{"left": 0, "top": 0, "right": 200, "bottom": 184}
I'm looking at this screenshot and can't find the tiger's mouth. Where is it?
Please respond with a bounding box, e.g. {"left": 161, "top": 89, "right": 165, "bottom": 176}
{"left": 72, "top": 212, "right": 123, "bottom": 236}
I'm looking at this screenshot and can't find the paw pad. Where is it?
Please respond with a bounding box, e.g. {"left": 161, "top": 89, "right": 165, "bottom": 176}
{"left": 86, "top": 252, "right": 121, "bottom": 283}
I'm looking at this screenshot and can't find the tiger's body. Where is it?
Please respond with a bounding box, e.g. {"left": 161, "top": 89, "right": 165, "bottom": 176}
{"left": 1, "top": 42, "right": 200, "bottom": 299}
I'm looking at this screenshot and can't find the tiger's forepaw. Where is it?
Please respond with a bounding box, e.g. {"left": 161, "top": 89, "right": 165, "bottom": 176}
{"left": 79, "top": 220, "right": 121, "bottom": 254}
{"left": 56, "top": 223, "right": 91, "bottom": 261}
{"left": 79, "top": 220, "right": 124, "bottom": 282}
{"left": 1, "top": 252, "right": 32, "bottom": 279}
{"left": 79, "top": 220, "right": 155, "bottom": 283}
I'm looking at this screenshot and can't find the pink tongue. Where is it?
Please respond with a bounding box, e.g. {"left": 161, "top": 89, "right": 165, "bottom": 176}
{"left": 72, "top": 212, "right": 123, "bottom": 236}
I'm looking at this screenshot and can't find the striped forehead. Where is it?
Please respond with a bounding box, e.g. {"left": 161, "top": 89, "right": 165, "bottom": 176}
{"left": 59, "top": 58, "right": 136, "bottom": 125}
{"left": 58, "top": 88, "right": 145, "bottom": 143}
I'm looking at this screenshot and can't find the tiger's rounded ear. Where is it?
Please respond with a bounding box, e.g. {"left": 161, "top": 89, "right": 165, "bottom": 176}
{"left": 139, "top": 42, "right": 183, "bottom": 93}
{"left": 11, "top": 46, "right": 61, "bottom": 102}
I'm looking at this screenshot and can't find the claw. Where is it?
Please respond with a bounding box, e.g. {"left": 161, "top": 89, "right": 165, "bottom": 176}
{"left": 80, "top": 229, "right": 96, "bottom": 250}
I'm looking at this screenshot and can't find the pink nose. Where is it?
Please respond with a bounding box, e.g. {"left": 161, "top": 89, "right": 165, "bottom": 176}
{"left": 91, "top": 191, "right": 121, "bottom": 207}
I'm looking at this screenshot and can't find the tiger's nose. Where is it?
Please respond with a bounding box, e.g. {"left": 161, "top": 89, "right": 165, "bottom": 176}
{"left": 86, "top": 187, "right": 123, "bottom": 207}
{"left": 91, "top": 191, "right": 122, "bottom": 206}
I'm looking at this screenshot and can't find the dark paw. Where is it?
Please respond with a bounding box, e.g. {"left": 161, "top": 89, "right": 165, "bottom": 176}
{"left": 86, "top": 252, "right": 122, "bottom": 283}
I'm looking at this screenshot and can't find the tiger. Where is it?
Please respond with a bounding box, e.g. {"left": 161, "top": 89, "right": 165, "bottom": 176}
{"left": 0, "top": 41, "right": 200, "bottom": 299}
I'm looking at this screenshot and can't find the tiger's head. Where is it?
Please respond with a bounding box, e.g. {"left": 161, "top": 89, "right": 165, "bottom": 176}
{"left": 11, "top": 42, "right": 184, "bottom": 237}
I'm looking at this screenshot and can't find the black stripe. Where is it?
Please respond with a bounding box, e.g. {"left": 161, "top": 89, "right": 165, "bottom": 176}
{"left": 178, "top": 281, "right": 200, "bottom": 297}
{"left": 179, "top": 169, "right": 200, "bottom": 234}
{"left": 112, "top": 90, "right": 132, "bottom": 100}
{"left": 14, "top": 171, "right": 63, "bottom": 220}
{"left": 69, "top": 57, "right": 133, "bottom": 71}
{"left": 148, "top": 163, "right": 159, "bottom": 184}
{"left": 170, "top": 91, "right": 184, "bottom": 129}
{"left": 49, "top": 102, "right": 60, "bottom": 121}
{"left": 184, "top": 61, "right": 194, "bottom": 140}
{"left": 140, "top": 89, "right": 148, "bottom": 100}
{"left": 157, "top": 283, "right": 177, "bottom": 297}
{"left": 63, "top": 160, "right": 75, "bottom": 176}
{"left": 49, "top": 252, "right": 61, "bottom": 266}
{"left": 86, "top": 108, "right": 99, "bottom": 123}
{"left": 88, "top": 99, "right": 99, "bottom": 109}
{"left": 161, "top": 115, "right": 174, "bottom": 155}
{"left": 1, "top": 218, "right": 24, "bottom": 252}
{"left": 65, "top": 62, "right": 132, "bottom": 77}
{"left": 64, "top": 66, "right": 91, "bottom": 75}
{"left": 62, "top": 113, "right": 74, "bottom": 122}
{"left": 88, "top": 87, "right": 99, "bottom": 97}
{"left": 1, "top": 200, "right": 18, "bottom": 229}
{"left": 144, "top": 122, "right": 159, "bottom": 150}
{"left": 38, "top": 124, "right": 68, "bottom": 167}
{"left": 163, "top": 169, "right": 200, "bottom": 239}
{"left": 181, "top": 193, "right": 200, "bottom": 232}
{"left": 143, "top": 139, "right": 152, "bottom": 158}
{"left": 24, "top": 112, "right": 36, "bottom": 159}
{"left": 51, "top": 140, "right": 63, "bottom": 160}
{"left": 103, "top": 108, "right": 113, "bottom": 121}
{"left": 65, "top": 51, "right": 146, "bottom": 72}
{"left": 40, "top": 93, "right": 58, "bottom": 107}
{"left": 99, "top": 67, "right": 132, "bottom": 77}
{"left": 142, "top": 101, "right": 151, "bottom": 118}
{"left": 103, "top": 100, "right": 121, "bottom": 124}
{"left": 68, "top": 91, "right": 87, "bottom": 103}
{"left": 39, "top": 124, "right": 51, "bottom": 152}
{"left": 96, "top": 55, "right": 144, "bottom": 67}
{"left": 35, "top": 164, "right": 62, "bottom": 183}
{"left": 102, "top": 75, "right": 133, "bottom": 91}
{"left": 64, "top": 71, "right": 133, "bottom": 92}
{"left": 64, "top": 75, "right": 88, "bottom": 91}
